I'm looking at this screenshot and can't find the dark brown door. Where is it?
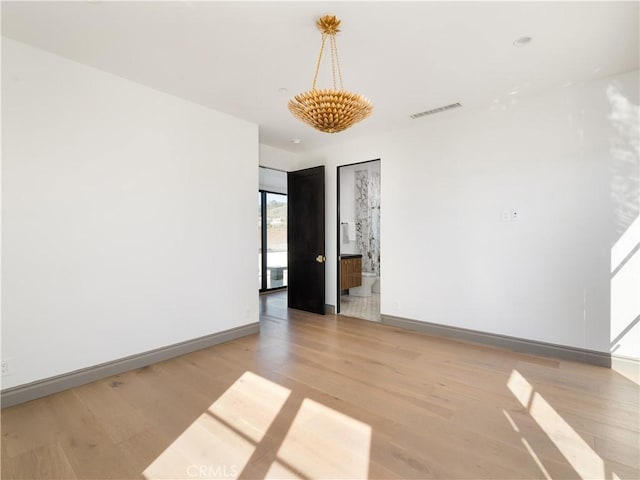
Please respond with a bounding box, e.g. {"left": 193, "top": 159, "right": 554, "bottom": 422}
{"left": 287, "top": 166, "right": 325, "bottom": 314}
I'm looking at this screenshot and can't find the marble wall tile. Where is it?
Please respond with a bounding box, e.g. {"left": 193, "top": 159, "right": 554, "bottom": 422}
{"left": 355, "top": 170, "right": 380, "bottom": 275}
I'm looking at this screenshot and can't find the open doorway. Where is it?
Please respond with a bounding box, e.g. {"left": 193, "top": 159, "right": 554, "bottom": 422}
{"left": 258, "top": 167, "right": 287, "bottom": 293}
{"left": 337, "top": 159, "right": 381, "bottom": 321}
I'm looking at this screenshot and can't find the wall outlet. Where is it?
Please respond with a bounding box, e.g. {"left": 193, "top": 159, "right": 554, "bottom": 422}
{"left": 1, "top": 359, "right": 10, "bottom": 377}
{"left": 502, "top": 209, "right": 520, "bottom": 222}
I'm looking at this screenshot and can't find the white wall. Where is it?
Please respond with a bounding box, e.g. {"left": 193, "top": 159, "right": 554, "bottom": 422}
{"left": 259, "top": 143, "right": 303, "bottom": 172}
{"left": 258, "top": 144, "right": 305, "bottom": 194}
{"left": 259, "top": 167, "right": 287, "bottom": 194}
{"left": 300, "top": 70, "right": 639, "bottom": 359}
{"left": 1, "top": 38, "right": 259, "bottom": 389}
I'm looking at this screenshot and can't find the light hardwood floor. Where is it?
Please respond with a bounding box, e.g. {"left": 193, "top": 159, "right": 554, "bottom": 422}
{"left": 2, "top": 291, "right": 639, "bottom": 479}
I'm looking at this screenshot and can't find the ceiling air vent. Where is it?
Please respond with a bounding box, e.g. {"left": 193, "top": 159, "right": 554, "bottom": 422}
{"left": 409, "top": 102, "right": 462, "bottom": 119}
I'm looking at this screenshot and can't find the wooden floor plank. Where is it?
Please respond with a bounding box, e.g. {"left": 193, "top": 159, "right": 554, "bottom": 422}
{"left": 2, "top": 291, "right": 638, "bottom": 479}
{"left": 0, "top": 442, "right": 77, "bottom": 480}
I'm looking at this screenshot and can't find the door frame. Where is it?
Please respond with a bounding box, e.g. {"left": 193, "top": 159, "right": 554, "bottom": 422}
{"left": 336, "top": 158, "right": 381, "bottom": 314}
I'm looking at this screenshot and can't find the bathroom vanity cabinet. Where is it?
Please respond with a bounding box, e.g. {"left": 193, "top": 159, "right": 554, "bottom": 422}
{"left": 340, "top": 255, "right": 362, "bottom": 290}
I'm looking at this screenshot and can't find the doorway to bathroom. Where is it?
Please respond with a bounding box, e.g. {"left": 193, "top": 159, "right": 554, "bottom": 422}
{"left": 337, "top": 159, "right": 381, "bottom": 322}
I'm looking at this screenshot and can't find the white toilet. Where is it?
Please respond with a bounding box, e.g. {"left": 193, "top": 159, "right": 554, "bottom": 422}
{"left": 349, "top": 272, "right": 378, "bottom": 297}
{"left": 372, "top": 277, "right": 380, "bottom": 293}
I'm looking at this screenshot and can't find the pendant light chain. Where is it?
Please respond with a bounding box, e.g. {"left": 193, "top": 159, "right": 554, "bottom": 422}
{"left": 330, "top": 35, "right": 337, "bottom": 90}
{"left": 312, "top": 34, "right": 328, "bottom": 91}
{"left": 330, "top": 35, "right": 344, "bottom": 90}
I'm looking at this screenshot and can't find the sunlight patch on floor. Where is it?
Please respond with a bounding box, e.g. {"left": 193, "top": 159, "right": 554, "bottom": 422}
{"left": 208, "top": 371, "right": 291, "bottom": 443}
{"left": 507, "top": 369, "right": 609, "bottom": 480}
{"left": 143, "top": 372, "right": 372, "bottom": 479}
{"left": 264, "top": 460, "right": 301, "bottom": 479}
{"left": 268, "top": 398, "right": 372, "bottom": 479}
{"left": 143, "top": 372, "right": 290, "bottom": 480}
{"left": 521, "top": 437, "right": 552, "bottom": 480}
{"left": 506, "top": 369, "right": 533, "bottom": 407}
{"left": 502, "top": 409, "right": 520, "bottom": 432}
{"left": 142, "top": 412, "right": 254, "bottom": 479}
{"left": 611, "top": 356, "right": 640, "bottom": 385}
{"left": 502, "top": 408, "right": 552, "bottom": 479}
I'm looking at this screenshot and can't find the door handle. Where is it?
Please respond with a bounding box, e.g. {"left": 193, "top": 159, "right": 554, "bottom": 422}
{"left": 316, "top": 255, "right": 326, "bottom": 263}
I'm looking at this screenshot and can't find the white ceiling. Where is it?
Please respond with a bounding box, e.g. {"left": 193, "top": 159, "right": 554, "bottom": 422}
{"left": 2, "top": 1, "right": 639, "bottom": 153}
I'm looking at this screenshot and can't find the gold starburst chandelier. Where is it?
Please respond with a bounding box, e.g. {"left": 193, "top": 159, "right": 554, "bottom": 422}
{"left": 288, "top": 15, "right": 373, "bottom": 134}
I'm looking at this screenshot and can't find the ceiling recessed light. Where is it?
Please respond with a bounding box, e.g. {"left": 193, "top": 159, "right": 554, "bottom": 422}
{"left": 278, "top": 87, "right": 289, "bottom": 94}
{"left": 290, "top": 138, "right": 301, "bottom": 144}
{"left": 513, "top": 36, "right": 532, "bottom": 47}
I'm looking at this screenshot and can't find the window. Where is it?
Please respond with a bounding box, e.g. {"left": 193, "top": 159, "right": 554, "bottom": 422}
{"left": 258, "top": 191, "right": 287, "bottom": 291}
